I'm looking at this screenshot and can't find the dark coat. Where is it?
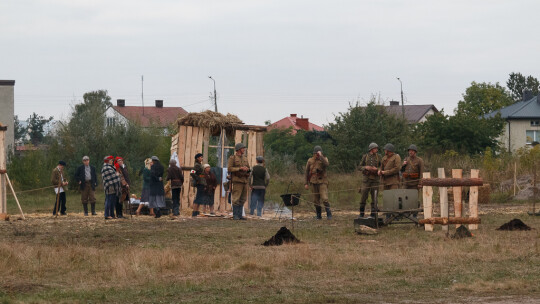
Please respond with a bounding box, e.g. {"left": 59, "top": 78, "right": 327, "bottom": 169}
{"left": 167, "top": 165, "right": 184, "bottom": 188}
{"left": 150, "top": 161, "right": 165, "bottom": 196}
{"left": 75, "top": 164, "right": 98, "bottom": 191}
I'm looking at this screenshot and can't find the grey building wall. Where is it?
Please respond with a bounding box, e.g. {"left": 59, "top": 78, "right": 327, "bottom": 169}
{"left": 0, "top": 80, "right": 15, "bottom": 151}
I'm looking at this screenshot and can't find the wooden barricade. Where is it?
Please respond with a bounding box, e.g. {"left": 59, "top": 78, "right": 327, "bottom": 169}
{"left": 421, "top": 169, "right": 482, "bottom": 231}
{"left": 0, "top": 124, "right": 7, "bottom": 219}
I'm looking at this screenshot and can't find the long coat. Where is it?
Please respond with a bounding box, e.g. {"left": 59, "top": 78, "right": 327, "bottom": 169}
{"left": 150, "top": 161, "right": 165, "bottom": 196}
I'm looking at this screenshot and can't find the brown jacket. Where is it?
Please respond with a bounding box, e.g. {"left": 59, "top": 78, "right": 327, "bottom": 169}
{"left": 51, "top": 167, "right": 67, "bottom": 191}
{"left": 227, "top": 154, "right": 250, "bottom": 184}
{"left": 305, "top": 156, "right": 329, "bottom": 185}
{"left": 167, "top": 165, "right": 184, "bottom": 189}
{"left": 359, "top": 153, "right": 382, "bottom": 181}
{"left": 401, "top": 156, "right": 424, "bottom": 188}
{"left": 380, "top": 153, "right": 401, "bottom": 186}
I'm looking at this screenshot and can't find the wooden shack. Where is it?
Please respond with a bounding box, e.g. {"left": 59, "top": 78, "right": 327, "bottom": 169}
{"left": 170, "top": 111, "right": 267, "bottom": 213}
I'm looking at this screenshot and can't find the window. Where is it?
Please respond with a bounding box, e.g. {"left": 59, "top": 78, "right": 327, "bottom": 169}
{"left": 531, "top": 121, "right": 540, "bottom": 126}
{"left": 526, "top": 130, "right": 540, "bottom": 144}
{"left": 106, "top": 117, "right": 116, "bottom": 127}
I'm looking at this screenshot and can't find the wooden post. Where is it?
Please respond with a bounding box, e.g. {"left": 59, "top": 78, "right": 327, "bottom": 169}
{"left": 422, "top": 172, "right": 433, "bottom": 231}
{"left": 438, "top": 168, "right": 448, "bottom": 232}
{"left": 5, "top": 174, "right": 24, "bottom": 220}
{"left": 513, "top": 162, "right": 517, "bottom": 197}
{"left": 0, "top": 125, "right": 7, "bottom": 218}
{"left": 452, "top": 169, "right": 463, "bottom": 228}
{"left": 469, "top": 169, "right": 479, "bottom": 230}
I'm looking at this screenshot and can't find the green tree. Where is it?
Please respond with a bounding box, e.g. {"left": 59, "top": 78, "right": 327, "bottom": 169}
{"left": 507, "top": 72, "right": 540, "bottom": 102}
{"left": 27, "top": 113, "right": 53, "bottom": 145}
{"left": 13, "top": 115, "right": 26, "bottom": 143}
{"left": 326, "top": 99, "right": 411, "bottom": 171}
{"left": 455, "top": 82, "right": 513, "bottom": 117}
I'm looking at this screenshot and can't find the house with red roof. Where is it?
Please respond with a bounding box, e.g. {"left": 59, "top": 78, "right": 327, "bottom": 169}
{"left": 105, "top": 99, "right": 188, "bottom": 134}
{"left": 267, "top": 114, "right": 325, "bottom": 134}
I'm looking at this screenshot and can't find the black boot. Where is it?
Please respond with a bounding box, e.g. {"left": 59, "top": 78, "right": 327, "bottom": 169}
{"left": 370, "top": 204, "right": 377, "bottom": 218}
{"left": 359, "top": 206, "right": 365, "bottom": 218}
{"left": 83, "top": 203, "right": 89, "bottom": 216}
{"left": 192, "top": 210, "right": 197, "bottom": 217}
{"left": 315, "top": 206, "right": 322, "bottom": 220}
{"left": 155, "top": 208, "right": 161, "bottom": 218}
{"left": 233, "top": 205, "right": 240, "bottom": 220}
{"left": 326, "top": 207, "right": 332, "bottom": 220}
{"left": 91, "top": 203, "right": 97, "bottom": 215}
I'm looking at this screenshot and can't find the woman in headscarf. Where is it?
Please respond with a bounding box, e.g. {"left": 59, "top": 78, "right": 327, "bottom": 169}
{"left": 201, "top": 164, "right": 217, "bottom": 215}
{"left": 101, "top": 155, "right": 121, "bottom": 219}
{"left": 136, "top": 158, "right": 154, "bottom": 216}
{"left": 149, "top": 156, "right": 165, "bottom": 218}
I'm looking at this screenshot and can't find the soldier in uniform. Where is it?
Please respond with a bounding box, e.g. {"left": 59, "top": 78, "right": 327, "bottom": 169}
{"left": 401, "top": 144, "right": 424, "bottom": 189}
{"left": 378, "top": 143, "right": 401, "bottom": 190}
{"left": 227, "top": 143, "right": 251, "bottom": 220}
{"left": 305, "top": 145, "right": 332, "bottom": 220}
{"left": 358, "top": 142, "right": 381, "bottom": 218}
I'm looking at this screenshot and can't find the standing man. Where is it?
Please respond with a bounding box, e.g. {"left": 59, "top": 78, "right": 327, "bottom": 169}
{"left": 401, "top": 144, "right": 424, "bottom": 189}
{"left": 167, "top": 159, "right": 184, "bottom": 217}
{"left": 249, "top": 156, "right": 270, "bottom": 217}
{"left": 358, "top": 143, "right": 381, "bottom": 218}
{"left": 227, "top": 143, "right": 250, "bottom": 220}
{"left": 101, "top": 155, "right": 121, "bottom": 219}
{"left": 52, "top": 160, "right": 69, "bottom": 215}
{"left": 115, "top": 157, "right": 130, "bottom": 218}
{"left": 305, "top": 146, "right": 332, "bottom": 220}
{"left": 75, "top": 156, "right": 98, "bottom": 216}
{"left": 378, "top": 143, "right": 402, "bottom": 190}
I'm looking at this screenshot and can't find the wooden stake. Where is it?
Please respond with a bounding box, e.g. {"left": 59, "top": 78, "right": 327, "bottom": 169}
{"left": 419, "top": 217, "right": 480, "bottom": 225}
{"left": 452, "top": 169, "right": 463, "bottom": 228}
{"left": 0, "top": 126, "right": 7, "bottom": 217}
{"left": 469, "top": 169, "right": 479, "bottom": 230}
{"left": 438, "top": 168, "right": 448, "bottom": 232}
{"left": 513, "top": 162, "right": 517, "bottom": 197}
{"left": 5, "top": 174, "right": 24, "bottom": 220}
{"left": 422, "top": 172, "right": 433, "bottom": 231}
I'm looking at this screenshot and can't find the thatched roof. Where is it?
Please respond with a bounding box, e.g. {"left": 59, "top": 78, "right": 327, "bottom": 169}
{"left": 176, "top": 111, "right": 243, "bottom": 129}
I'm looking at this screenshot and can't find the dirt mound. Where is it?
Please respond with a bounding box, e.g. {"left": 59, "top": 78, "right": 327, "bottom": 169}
{"left": 263, "top": 226, "right": 301, "bottom": 246}
{"left": 496, "top": 219, "right": 532, "bottom": 231}
{"left": 452, "top": 225, "right": 472, "bottom": 239}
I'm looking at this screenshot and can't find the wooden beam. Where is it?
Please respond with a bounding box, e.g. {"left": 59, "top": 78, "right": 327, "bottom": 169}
{"left": 469, "top": 169, "right": 479, "bottom": 230}
{"left": 422, "top": 172, "right": 433, "bottom": 231}
{"left": 419, "top": 217, "right": 481, "bottom": 225}
{"left": 256, "top": 132, "right": 264, "bottom": 157}
{"left": 421, "top": 178, "right": 483, "bottom": 187}
{"left": 452, "top": 169, "right": 463, "bottom": 228}
{"left": 438, "top": 168, "right": 448, "bottom": 232}
{"left": 202, "top": 128, "right": 209, "bottom": 165}
{"left": 0, "top": 127, "right": 6, "bottom": 216}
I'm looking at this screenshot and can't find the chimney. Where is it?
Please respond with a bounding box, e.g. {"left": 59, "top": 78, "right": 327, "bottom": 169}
{"left": 389, "top": 101, "right": 399, "bottom": 106}
{"left": 290, "top": 114, "right": 297, "bottom": 117}
{"left": 296, "top": 117, "right": 309, "bottom": 130}
{"left": 523, "top": 89, "right": 534, "bottom": 101}
{"left": 116, "top": 99, "right": 125, "bottom": 107}
{"left": 155, "top": 100, "right": 163, "bottom": 108}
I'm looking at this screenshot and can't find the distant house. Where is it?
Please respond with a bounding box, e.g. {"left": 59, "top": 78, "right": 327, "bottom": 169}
{"left": 385, "top": 101, "right": 439, "bottom": 124}
{"left": 267, "top": 114, "right": 325, "bottom": 134}
{"left": 484, "top": 92, "right": 540, "bottom": 152}
{"left": 0, "top": 80, "right": 15, "bottom": 151}
{"left": 105, "top": 99, "right": 188, "bottom": 134}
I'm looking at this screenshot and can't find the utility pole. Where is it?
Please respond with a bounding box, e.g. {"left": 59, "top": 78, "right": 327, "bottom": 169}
{"left": 397, "top": 77, "right": 405, "bottom": 120}
{"left": 208, "top": 76, "right": 217, "bottom": 112}
{"left": 141, "top": 75, "right": 145, "bottom": 115}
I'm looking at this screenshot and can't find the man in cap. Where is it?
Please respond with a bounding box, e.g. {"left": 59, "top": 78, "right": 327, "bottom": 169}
{"left": 75, "top": 156, "right": 98, "bottom": 216}
{"left": 305, "top": 145, "right": 332, "bottom": 220}
{"left": 191, "top": 153, "right": 205, "bottom": 217}
{"left": 167, "top": 159, "right": 184, "bottom": 217}
{"left": 378, "top": 143, "right": 401, "bottom": 190}
{"left": 52, "top": 160, "right": 69, "bottom": 215}
{"left": 249, "top": 156, "right": 270, "bottom": 217}
{"left": 401, "top": 144, "right": 424, "bottom": 189}
{"left": 358, "top": 143, "right": 382, "bottom": 218}
{"left": 227, "top": 143, "right": 251, "bottom": 220}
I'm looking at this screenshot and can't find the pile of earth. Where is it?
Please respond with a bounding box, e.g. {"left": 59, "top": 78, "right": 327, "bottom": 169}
{"left": 263, "top": 226, "right": 301, "bottom": 246}
{"left": 452, "top": 225, "right": 472, "bottom": 239}
{"left": 496, "top": 219, "right": 532, "bottom": 231}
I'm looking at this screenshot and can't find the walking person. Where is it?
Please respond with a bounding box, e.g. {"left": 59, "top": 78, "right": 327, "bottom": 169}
{"left": 114, "top": 156, "right": 130, "bottom": 218}
{"left": 52, "top": 160, "right": 69, "bottom": 215}
{"left": 101, "top": 156, "right": 121, "bottom": 219}
{"left": 305, "top": 146, "right": 332, "bottom": 220}
{"left": 167, "top": 159, "right": 184, "bottom": 217}
{"left": 227, "top": 143, "right": 251, "bottom": 220}
{"left": 249, "top": 156, "right": 270, "bottom": 217}
{"left": 75, "top": 156, "right": 98, "bottom": 216}
{"left": 191, "top": 153, "right": 205, "bottom": 217}
{"left": 379, "top": 143, "right": 402, "bottom": 190}
{"left": 149, "top": 156, "right": 165, "bottom": 218}
{"left": 358, "top": 143, "right": 381, "bottom": 218}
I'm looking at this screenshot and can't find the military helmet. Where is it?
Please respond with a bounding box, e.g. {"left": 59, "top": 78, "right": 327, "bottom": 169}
{"left": 408, "top": 144, "right": 418, "bottom": 152}
{"left": 383, "top": 143, "right": 395, "bottom": 152}
{"left": 368, "top": 142, "right": 378, "bottom": 151}
{"left": 313, "top": 145, "right": 323, "bottom": 154}
{"left": 235, "top": 143, "right": 246, "bottom": 151}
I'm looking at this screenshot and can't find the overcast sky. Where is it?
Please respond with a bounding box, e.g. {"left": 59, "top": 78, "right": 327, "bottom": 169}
{"left": 2, "top": 0, "right": 540, "bottom": 127}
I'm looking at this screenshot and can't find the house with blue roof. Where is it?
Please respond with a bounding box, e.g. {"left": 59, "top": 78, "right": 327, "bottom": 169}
{"left": 485, "top": 92, "right": 540, "bottom": 152}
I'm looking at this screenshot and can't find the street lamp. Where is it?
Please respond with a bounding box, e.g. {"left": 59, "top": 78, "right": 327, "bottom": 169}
{"left": 208, "top": 76, "right": 217, "bottom": 112}
{"left": 397, "top": 77, "right": 405, "bottom": 120}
